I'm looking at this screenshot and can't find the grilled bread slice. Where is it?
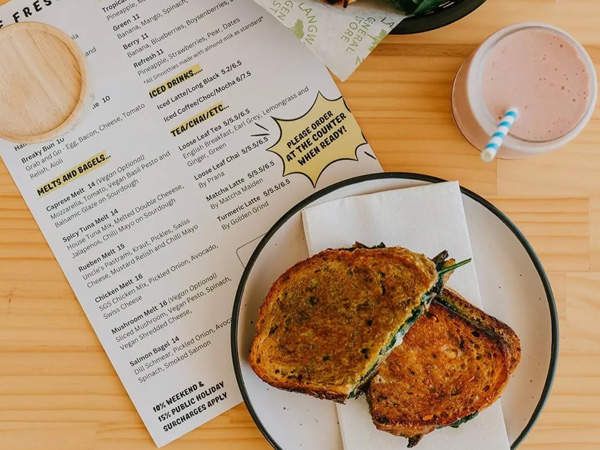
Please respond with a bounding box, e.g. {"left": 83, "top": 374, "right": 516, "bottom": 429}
{"left": 249, "top": 246, "right": 451, "bottom": 403}
{"left": 367, "top": 288, "right": 521, "bottom": 447}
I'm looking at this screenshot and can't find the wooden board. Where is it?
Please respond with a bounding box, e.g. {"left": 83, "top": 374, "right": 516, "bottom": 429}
{"left": 1, "top": 0, "right": 600, "bottom": 449}
{"left": 0, "top": 22, "right": 86, "bottom": 143}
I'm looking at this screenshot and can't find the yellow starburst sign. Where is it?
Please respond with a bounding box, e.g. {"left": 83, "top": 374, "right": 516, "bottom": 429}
{"left": 267, "top": 92, "right": 367, "bottom": 187}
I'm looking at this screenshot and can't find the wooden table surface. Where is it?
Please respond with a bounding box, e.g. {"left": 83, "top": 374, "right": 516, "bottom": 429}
{"left": 2, "top": 0, "right": 600, "bottom": 449}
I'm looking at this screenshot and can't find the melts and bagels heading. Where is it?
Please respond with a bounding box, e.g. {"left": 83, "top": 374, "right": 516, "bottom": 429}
{"left": 36, "top": 152, "right": 110, "bottom": 197}
{"left": 268, "top": 93, "right": 367, "bottom": 187}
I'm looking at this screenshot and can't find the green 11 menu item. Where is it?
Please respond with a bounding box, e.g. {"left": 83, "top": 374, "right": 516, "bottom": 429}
{"left": 0, "top": 0, "right": 381, "bottom": 446}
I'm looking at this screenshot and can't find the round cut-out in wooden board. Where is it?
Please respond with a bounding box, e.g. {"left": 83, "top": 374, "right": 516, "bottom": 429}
{"left": 0, "top": 22, "right": 87, "bottom": 144}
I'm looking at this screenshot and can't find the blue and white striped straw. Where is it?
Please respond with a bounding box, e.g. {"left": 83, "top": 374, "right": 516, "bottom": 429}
{"left": 481, "top": 108, "right": 519, "bottom": 162}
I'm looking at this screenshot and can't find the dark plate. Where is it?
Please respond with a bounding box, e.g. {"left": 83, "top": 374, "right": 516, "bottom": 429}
{"left": 392, "top": 0, "right": 488, "bottom": 34}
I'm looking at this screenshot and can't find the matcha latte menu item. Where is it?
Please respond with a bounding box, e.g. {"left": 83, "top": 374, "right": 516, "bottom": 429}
{"left": 0, "top": 0, "right": 381, "bottom": 446}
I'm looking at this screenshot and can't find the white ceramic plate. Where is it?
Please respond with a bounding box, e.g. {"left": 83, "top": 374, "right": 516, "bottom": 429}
{"left": 232, "top": 173, "right": 558, "bottom": 450}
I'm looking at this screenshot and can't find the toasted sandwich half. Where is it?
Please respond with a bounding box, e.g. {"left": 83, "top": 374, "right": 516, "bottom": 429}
{"left": 367, "top": 288, "right": 521, "bottom": 447}
{"left": 249, "top": 245, "right": 458, "bottom": 403}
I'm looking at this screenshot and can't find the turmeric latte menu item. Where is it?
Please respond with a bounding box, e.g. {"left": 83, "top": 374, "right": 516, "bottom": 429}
{"left": 0, "top": 0, "right": 381, "bottom": 445}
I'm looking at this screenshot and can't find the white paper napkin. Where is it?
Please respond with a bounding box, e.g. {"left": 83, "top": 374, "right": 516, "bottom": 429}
{"left": 301, "top": 182, "right": 511, "bottom": 450}
{"left": 253, "top": 0, "right": 406, "bottom": 81}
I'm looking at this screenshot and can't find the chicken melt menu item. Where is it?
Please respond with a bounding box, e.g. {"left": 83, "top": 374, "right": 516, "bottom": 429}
{"left": 0, "top": 0, "right": 381, "bottom": 446}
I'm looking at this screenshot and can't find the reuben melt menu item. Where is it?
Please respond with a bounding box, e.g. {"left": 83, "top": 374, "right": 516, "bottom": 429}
{"left": 0, "top": 0, "right": 381, "bottom": 446}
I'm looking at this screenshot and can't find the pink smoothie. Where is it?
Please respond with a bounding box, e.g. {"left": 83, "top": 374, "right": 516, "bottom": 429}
{"left": 452, "top": 23, "right": 597, "bottom": 159}
{"left": 482, "top": 28, "right": 591, "bottom": 142}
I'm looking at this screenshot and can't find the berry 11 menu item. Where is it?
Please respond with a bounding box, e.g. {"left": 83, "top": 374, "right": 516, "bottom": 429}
{"left": 0, "top": 0, "right": 381, "bottom": 446}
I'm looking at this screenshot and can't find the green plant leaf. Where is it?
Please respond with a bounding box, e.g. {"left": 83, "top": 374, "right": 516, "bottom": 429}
{"left": 413, "top": 0, "right": 448, "bottom": 15}
{"left": 395, "top": 0, "right": 419, "bottom": 14}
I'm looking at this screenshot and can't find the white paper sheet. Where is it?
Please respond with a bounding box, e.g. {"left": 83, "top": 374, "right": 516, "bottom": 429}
{"left": 0, "top": 0, "right": 381, "bottom": 445}
{"left": 302, "top": 182, "right": 511, "bottom": 450}
{"left": 253, "top": 0, "right": 406, "bottom": 81}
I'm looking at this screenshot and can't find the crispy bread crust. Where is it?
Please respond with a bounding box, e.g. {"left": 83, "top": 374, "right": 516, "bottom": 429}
{"left": 249, "top": 247, "right": 438, "bottom": 403}
{"left": 368, "top": 288, "right": 521, "bottom": 441}
{"left": 437, "top": 288, "right": 521, "bottom": 373}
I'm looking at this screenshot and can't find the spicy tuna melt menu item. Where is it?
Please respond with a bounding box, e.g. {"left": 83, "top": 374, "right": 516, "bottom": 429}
{"left": 452, "top": 23, "right": 597, "bottom": 159}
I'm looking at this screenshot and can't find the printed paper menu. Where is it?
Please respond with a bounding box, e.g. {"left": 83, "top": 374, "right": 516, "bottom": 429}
{"left": 0, "top": 0, "right": 381, "bottom": 446}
